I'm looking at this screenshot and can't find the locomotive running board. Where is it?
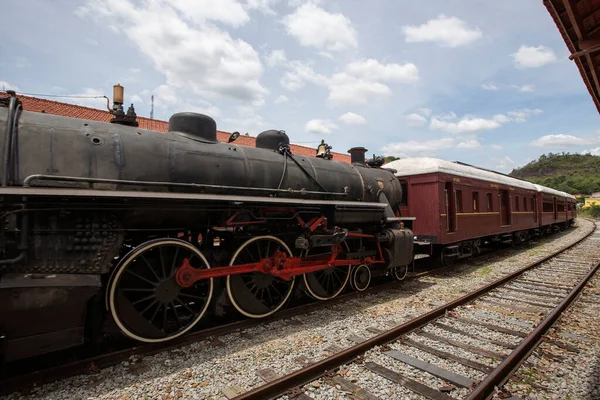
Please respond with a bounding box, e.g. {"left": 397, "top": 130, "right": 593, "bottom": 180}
{"left": 0, "top": 187, "right": 388, "bottom": 209}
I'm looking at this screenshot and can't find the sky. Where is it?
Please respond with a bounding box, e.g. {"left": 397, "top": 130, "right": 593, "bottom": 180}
{"left": 1, "top": 0, "right": 600, "bottom": 173}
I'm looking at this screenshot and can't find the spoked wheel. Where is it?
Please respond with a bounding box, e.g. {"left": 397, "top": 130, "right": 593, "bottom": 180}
{"left": 390, "top": 264, "right": 408, "bottom": 281}
{"left": 108, "top": 238, "right": 213, "bottom": 343}
{"left": 351, "top": 264, "right": 371, "bottom": 292}
{"left": 303, "top": 243, "right": 351, "bottom": 301}
{"left": 226, "top": 236, "right": 295, "bottom": 318}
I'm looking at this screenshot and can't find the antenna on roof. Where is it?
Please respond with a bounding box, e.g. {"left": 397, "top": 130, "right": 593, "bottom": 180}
{"left": 150, "top": 95, "right": 154, "bottom": 120}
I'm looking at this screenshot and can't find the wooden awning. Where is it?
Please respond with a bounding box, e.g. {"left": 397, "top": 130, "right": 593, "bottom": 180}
{"left": 544, "top": 0, "right": 600, "bottom": 113}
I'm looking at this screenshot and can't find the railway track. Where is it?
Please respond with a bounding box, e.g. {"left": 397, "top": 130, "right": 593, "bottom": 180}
{"left": 230, "top": 222, "right": 600, "bottom": 400}
{"left": 0, "top": 222, "right": 590, "bottom": 397}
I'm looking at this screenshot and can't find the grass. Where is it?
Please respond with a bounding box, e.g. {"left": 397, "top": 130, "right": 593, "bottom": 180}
{"left": 477, "top": 266, "right": 492, "bottom": 276}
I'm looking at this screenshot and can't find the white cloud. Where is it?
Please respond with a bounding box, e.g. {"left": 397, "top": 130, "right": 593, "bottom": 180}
{"left": 77, "top": 0, "right": 267, "bottom": 106}
{"left": 246, "top": 0, "right": 281, "bottom": 15}
{"left": 490, "top": 144, "right": 503, "bottom": 150}
{"left": 274, "top": 95, "right": 289, "bottom": 104}
{"left": 15, "top": 57, "right": 29, "bottom": 69}
{"left": 0, "top": 81, "right": 19, "bottom": 91}
{"left": 507, "top": 108, "right": 543, "bottom": 123}
{"left": 283, "top": 2, "right": 358, "bottom": 53}
{"left": 482, "top": 82, "right": 498, "bottom": 90}
{"left": 305, "top": 119, "right": 338, "bottom": 135}
{"left": 345, "top": 59, "right": 419, "bottom": 83}
{"left": 584, "top": 147, "right": 600, "bottom": 156}
{"left": 153, "top": 84, "right": 221, "bottom": 117}
{"left": 495, "top": 156, "right": 516, "bottom": 172}
{"left": 530, "top": 134, "right": 595, "bottom": 148}
{"left": 273, "top": 55, "right": 418, "bottom": 107}
{"left": 417, "top": 108, "right": 432, "bottom": 117}
{"left": 456, "top": 139, "right": 482, "bottom": 149}
{"left": 492, "top": 114, "right": 511, "bottom": 123}
{"left": 223, "top": 104, "right": 270, "bottom": 134}
{"left": 281, "top": 60, "right": 328, "bottom": 91}
{"left": 430, "top": 115, "right": 501, "bottom": 134}
{"left": 86, "top": 38, "right": 99, "bottom": 46}
{"left": 511, "top": 45, "right": 557, "bottom": 68}
{"left": 327, "top": 73, "right": 392, "bottom": 106}
{"left": 402, "top": 15, "right": 482, "bottom": 48}
{"left": 339, "top": 112, "right": 366, "bottom": 125}
{"left": 130, "top": 94, "right": 143, "bottom": 103}
{"left": 405, "top": 113, "right": 428, "bottom": 127}
{"left": 266, "top": 49, "right": 287, "bottom": 68}
{"left": 429, "top": 108, "right": 542, "bottom": 133}
{"left": 169, "top": 0, "right": 250, "bottom": 27}
{"left": 512, "top": 84, "right": 535, "bottom": 92}
{"left": 327, "top": 60, "right": 419, "bottom": 107}
{"left": 130, "top": 67, "right": 141, "bottom": 74}
{"left": 381, "top": 138, "right": 455, "bottom": 158}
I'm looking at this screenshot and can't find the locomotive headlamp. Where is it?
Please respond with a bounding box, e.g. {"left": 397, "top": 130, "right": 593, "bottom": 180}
{"left": 113, "top": 84, "right": 124, "bottom": 105}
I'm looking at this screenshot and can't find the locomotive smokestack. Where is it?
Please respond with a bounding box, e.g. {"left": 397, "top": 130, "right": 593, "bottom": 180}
{"left": 348, "top": 147, "right": 368, "bottom": 165}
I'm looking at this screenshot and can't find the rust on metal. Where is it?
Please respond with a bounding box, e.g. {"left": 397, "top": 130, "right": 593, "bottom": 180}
{"left": 417, "top": 331, "right": 506, "bottom": 360}
{"left": 364, "top": 362, "right": 454, "bottom": 400}
{"left": 401, "top": 338, "right": 493, "bottom": 373}
{"left": 326, "top": 376, "right": 380, "bottom": 400}
{"left": 450, "top": 316, "right": 528, "bottom": 338}
{"left": 384, "top": 350, "right": 475, "bottom": 388}
{"left": 432, "top": 322, "right": 517, "bottom": 349}
{"left": 346, "top": 334, "right": 367, "bottom": 344}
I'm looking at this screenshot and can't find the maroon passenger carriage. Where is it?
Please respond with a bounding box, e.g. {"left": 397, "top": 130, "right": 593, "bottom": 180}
{"left": 383, "top": 158, "right": 577, "bottom": 263}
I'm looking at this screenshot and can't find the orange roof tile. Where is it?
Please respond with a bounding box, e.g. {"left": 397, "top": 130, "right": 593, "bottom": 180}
{"left": 0, "top": 92, "right": 351, "bottom": 163}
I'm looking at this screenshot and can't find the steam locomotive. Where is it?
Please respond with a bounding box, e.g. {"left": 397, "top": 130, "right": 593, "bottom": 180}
{"left": 0, "top": 92, "right": 414, "bottom": 362}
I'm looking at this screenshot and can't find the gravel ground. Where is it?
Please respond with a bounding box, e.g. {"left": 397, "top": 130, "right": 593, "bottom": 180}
{"left": 3, "top": 218, "right": 594, "bottom": 400}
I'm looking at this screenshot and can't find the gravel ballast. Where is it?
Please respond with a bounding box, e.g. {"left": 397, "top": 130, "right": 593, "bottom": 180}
{"left": 4, "top": 218, "right": 595, "bottom": 400}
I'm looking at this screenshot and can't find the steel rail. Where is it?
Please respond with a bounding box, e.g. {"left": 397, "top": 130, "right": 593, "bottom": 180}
{"left": 466, "top": 256, "right": 600, "bottom": 400}
{"left": 231, "top": 222, "right": 596, "bottom": 400}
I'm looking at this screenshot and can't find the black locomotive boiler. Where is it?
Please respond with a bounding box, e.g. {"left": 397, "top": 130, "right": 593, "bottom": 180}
{"left": 0, "top": 92, "right": 413, "bottom": 362}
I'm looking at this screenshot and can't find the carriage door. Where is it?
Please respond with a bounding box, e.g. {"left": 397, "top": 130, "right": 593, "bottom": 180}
{"left": 445, "top": 182, "right": 456, "bottom": 232}
{"left": 500, "top": 190, "right": 510, "bottom": 225}
{"left": 553, "top": 197, "right": 558, "bottom": 220}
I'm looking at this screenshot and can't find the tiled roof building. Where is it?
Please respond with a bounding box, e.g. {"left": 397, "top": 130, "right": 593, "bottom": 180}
{"left": 0, "top": 92, "right": 351, "bottom": 163}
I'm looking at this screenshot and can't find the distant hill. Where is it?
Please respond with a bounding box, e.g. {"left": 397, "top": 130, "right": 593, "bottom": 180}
{"left": 509, "top": 152, "right": 600, "bottom": 195}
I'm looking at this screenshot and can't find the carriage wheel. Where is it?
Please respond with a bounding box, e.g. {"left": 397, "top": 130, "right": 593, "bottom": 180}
{"left": 351, "top": 264, "right": 371, "bottom": 292}
{"left": 108, "top": 239, "right": 213, "bottom": 342}
{"left": 226, "top": 236, "right": 295, "bottom": 318}
{"left": 391, "top": 264, "right": 408, "bottom": 281}
{"left": 303, "top": 244, "right": 351, "bottom": 301}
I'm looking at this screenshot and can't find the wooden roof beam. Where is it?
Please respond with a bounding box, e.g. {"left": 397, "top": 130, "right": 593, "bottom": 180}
{"left": 562, "top": 0, "right": 585, "bottom": 41}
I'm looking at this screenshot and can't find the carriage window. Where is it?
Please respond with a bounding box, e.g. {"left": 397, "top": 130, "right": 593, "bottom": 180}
{"left": 557, "top": 202, "right": 565, "bottom": 212}
{"left": 486, "top": 193, "right": 493, "bottom": 212}
{"left": 543, "top": 201, "right": 554, "bottom": 212}
{"left": 523, "top": 197, "right": 527, "bottom": 211}
{"left": 399, "top": 180, "right": 408, "bottom": 206}
{"left": 531, "top": 197, "right": 535, "bottom": 211}
{"left": 472, "top": 192, "right": 479, "bottom": 212}
{"left": 515, "top": 196, "right": 520, "bottom": 211}
{"left": 455, "top": 190, "right": 463, "bottom": 213}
